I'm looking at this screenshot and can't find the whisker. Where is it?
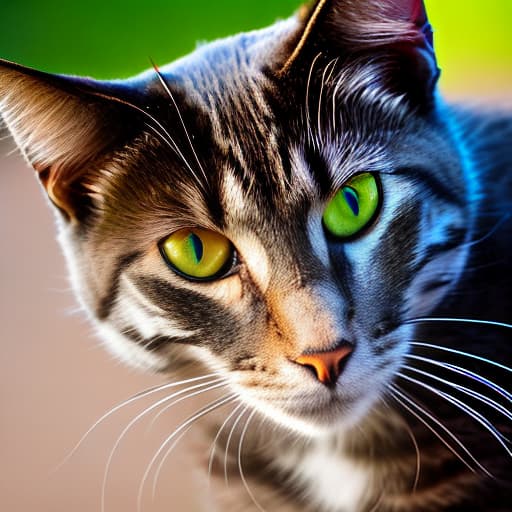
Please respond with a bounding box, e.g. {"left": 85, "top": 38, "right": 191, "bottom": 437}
{"left": 401, "top": 412, "right": 421, "bottom": 493}
{"left": 331, "top": 65, "right": 343, "bottom": 136}
{"left": 324, "top": 57, "right": 338, "bottom": 85}
{"left": 143, "top": 121, "right": 205, "bottom": 190}
{"left": 464, "top": 213, "right": 511, "bottom": 249}
{"left": 406, "top": 317, "right": 512, "bottom": 331}
{"left": 150, "top": 389, "right": 239, "bottom": 498}
{"left": 238, "top": 408, "right": 267, "bottom": 512}
{"left": 317, "top": 58, "right": 337, "bottom": 143}
{"left": 306, "top": 52, "right": 322, "bottom": 148}
{"left": 101, "top": 379, "right": 225, "bottom": 512}
{"left": 54, "top": 373, "right": 219, "bottom": 473}
{"left": 147, "top": 378, "right": 225, "bottom": 430}
{"left": 410, "top": 342, "right": 512, "bottom": 374}
{"left": 143, "top": 122, "right": 183, "bottom": 157}
{"left": 406, "top": 353, "right": 512, "bottom": 403}
{"left": 152, "top": 63, "right": 209, "bottom": 186}
{"left": 224, "top": 404, "right": 249, "bottom": 486}
{"left": 388, "top": 384, "right": 490, "bottom": 476}
{"left": 87, "top": 88, "right": 201, "bottom": 182}
{"left": 137, "top": 394, "right": 237, "bottom": 512}
{"left": 402, "top": 363, "right": 512, "bottom": 425}
{"left": 367, "top": 490, "right": 386, "bottom": 512}
{"left": 150, "top": 425, "right": 193, "bottom": 500}
{"left": 208, "top": 402, "right": 244, "bottom": 485}
{"left": 397, "top": 372, "right": 512, "bottom": 456}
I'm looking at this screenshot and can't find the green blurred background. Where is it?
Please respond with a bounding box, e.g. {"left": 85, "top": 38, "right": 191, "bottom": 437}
{"left": 1, "top": 0, "right": 511, "bottom": 100}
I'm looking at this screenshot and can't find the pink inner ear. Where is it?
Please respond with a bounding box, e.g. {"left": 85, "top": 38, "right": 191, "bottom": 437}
{"left": 409, "top": 0, "right": 433, "bottom": 48}
{"left": 410, "top": 0, "right": 429, "bottom": 28}
{"left": 392, "top": 0, "right": 432, "bottom": 46}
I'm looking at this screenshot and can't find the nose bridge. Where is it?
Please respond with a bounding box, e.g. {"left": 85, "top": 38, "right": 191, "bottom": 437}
{"left": 263, "top": 219, "right": 348, "bottom": 352}
{"left": 268, "top": 280, "right": 347, "bottom": 353}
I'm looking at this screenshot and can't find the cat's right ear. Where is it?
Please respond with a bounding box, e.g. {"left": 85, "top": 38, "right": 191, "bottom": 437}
{"left": 0, "top": 59, "right": 143, "bottom": 222}
{"left": 282, "top": 0, "right": 439, "bottom": 109}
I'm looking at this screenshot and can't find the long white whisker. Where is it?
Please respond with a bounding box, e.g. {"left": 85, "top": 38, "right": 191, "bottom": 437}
{"left": 388, "top": 384, "right": 490, "bottom": 476}
{"left": 407, "top": 317, "right": 512, "bottom": 331}
{"left": 317, "top": 58, "right": 337, "bottom": 143}
{"left": 55, "top": 373, "right": 219, "bottom": 473}
{"left": 90, "top": 91, "right": 200, "bottom": 181}
{"left": 224, "top": 404, "right": 249, "bottom": 486}
{"left": 144, "top": 121, "right": 204, "bottom": 190}
{"left": 85, "top": 89, "right": 175, "bottom": 154}
{"left": 137, "top": 394, "right": 237, "bottom": 512}
{"left": 397, "top": 372, "right": 512, "bottom": 457}
{"left": 153, "top": 66, "right": 209, "bottom": 185}
{"left": 208, "top": 402, "right": 244, "bottom": 485}
{"left": 149, "top": 386, "right": 235, "bottom": 497}
{"left": 147, "top": 379, "right": 225, "bottom": 430}
{"left": 402, "top": 364, "right": 512, "bottom": 435}
{"left": 143, "top": 122, "right": 185, "bottom": 160}
{"left": 324, "top": 57, "right": 338, "bottom": 86}
{"left": 238, "top": 408, "right": 267, "bottom": 512}
{"left": 101, "top": 379, "right": 225, "bottom": 512}
{"left": 150, "top": 425, "right": 192, "bottom": 500}
{"left": 331, "top": 67, "right": 343, "bottom": 136}
{"left": 306, "top": 52, "right": 322, "bottom": 148}
{"left": 406, "top": 352, "right": 512, "bottom": 403}
{"left": 410, "top": 342, "right": 512, "bottom": 374}
{"left": 401, "top": 414, "right": 421, "bottom": 493}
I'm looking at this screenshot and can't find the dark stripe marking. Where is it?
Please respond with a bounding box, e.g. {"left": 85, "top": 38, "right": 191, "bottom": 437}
{"left": 96, "top": 251, "right": 143, "bottom": 320}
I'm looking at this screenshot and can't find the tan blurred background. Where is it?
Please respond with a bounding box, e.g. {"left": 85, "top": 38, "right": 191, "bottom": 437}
{"left": 1, "top": 2, "right": 511, "bottom": 512}
{"left": 0, "top": 137, "right": 208, "bottom": 511}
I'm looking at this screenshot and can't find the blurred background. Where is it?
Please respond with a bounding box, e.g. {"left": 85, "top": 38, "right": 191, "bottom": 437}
{"left": 0, "top": 1, "right": 510, "bottom": 511}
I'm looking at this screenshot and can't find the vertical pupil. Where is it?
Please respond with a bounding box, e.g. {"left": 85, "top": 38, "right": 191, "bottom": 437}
{"left": 188, "top": 233, "right": 204, "bottom": 263}
{"left": 343, "top": 187, "right": 359, "bottom": 216}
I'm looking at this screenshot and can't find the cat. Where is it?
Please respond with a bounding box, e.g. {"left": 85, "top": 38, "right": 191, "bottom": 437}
{"left": 1, "top": 0, "right": 511, "bottom": 510}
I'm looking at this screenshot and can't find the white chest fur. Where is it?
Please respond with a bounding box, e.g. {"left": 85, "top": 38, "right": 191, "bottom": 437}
{"left": 276, "top": 438, "right": 372, "bottom": 512}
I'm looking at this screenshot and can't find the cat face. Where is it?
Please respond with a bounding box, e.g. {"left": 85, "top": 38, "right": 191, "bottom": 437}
{"left": 0, "top": 0, "right": 474, "bottom": 435}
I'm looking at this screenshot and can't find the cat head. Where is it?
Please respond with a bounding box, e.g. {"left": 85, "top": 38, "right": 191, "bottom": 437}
{"left": 0, "top": 0, "right": 474, "bottom": 435}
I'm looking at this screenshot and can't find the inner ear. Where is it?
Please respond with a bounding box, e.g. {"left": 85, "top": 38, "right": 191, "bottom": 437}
{"left": 0, "top": 59, "right": 144, "bottom": 222}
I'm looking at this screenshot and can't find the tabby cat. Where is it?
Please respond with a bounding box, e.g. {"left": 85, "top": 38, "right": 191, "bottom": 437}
{"left": 1, "top": 0, "right": 511, "bottom": 510}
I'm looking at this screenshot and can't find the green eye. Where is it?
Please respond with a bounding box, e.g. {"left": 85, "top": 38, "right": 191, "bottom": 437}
{"left": 322, "top": 172, "right": 380, "bottom": 238}
{"left": 160, "top": 228, "right": 233, "bottom": 280}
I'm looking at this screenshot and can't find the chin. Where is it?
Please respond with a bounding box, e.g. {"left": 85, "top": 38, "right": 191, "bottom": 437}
{"left": 248, "top": 387, "right": 385, "bottom": 439}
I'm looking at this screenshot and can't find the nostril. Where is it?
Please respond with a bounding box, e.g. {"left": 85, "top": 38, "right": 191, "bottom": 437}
{"left": 337, "top": 352, "right": 351, "bottom": 375}
{"left": 302, "top": 363, "right": 320, "bottom": 379}
{"left": 294, "top": 343, "right": 353, "bottom": 387}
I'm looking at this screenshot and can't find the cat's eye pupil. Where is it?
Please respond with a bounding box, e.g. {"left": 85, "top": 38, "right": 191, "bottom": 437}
{"left": 188, "top": 233, "right": 204, "bottom": 263}
{"left": 343, "top": 187, "right": 359, "bottom": 216}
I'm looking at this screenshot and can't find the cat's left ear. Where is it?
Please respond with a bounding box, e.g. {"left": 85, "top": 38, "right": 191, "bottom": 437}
{"left": 0, "top": 59, "right": 144, "bottom": 222}
{"left": 285, "top": 0, "right": 439, "bottom": 108}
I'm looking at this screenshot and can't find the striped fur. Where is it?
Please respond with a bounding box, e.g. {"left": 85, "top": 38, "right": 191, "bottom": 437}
{"left": 1, "top": 1, "right": 511, "bottom": 510}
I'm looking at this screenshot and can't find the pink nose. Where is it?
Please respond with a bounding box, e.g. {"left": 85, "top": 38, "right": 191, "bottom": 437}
{"left": 295, "top": 345, "right": 353, "bottom": 386}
